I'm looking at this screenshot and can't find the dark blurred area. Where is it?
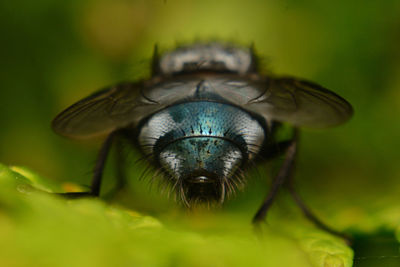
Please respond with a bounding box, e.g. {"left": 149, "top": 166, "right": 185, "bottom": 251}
{"left": 1, "top": 0, "right": 400, "bottom": 231}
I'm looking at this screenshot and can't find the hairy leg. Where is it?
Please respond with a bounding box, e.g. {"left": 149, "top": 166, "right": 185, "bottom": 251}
{"left": 59, "top": 131, "right": 117, "bottom": 197}
{"left": 253, "top": 129, "right": 351, "bottom": 242}
{"left": 102, "top": 136, "right": 128, "bottom": 199}
{"left": 252, "top": 132, "right": 297, "bottom": 223}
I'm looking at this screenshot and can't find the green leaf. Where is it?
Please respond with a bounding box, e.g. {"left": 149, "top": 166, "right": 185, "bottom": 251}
{"left": 0, "top": 164, "right": 353, "bottom": 267}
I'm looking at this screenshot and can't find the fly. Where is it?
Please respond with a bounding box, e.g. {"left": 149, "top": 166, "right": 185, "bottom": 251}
{"left": 52, "top": 42, "right": 353, "bottom": 239}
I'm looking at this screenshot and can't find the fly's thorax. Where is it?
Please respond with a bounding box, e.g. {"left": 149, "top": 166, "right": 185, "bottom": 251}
{"left": 158, "top": 43, "right": 256, "bottom": 75}
{"left": 138, "top": 101, "right": 265, "bottom": 203}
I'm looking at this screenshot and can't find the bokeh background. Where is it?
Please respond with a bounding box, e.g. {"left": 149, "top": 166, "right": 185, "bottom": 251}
{"left": 1, "top": 0, "right": 400, "bottom": 266}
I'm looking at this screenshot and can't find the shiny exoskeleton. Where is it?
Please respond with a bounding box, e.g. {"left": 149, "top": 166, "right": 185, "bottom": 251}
{"left": 52, "top": 42, "right": 353, "bottom": 238}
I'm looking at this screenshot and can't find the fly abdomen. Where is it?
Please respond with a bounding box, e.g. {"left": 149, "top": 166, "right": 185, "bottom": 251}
{"left": 138, "top": 101, "right": 265, "bottom": 204}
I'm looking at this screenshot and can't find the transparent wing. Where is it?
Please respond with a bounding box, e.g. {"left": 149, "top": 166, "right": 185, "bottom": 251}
{"left": 52, "top": 82, "right": 157, "bottom": 139}
{"left": 52, "top": 78, "right": 206, "bottom": 139}
{"left": 242, "top": 77, "right": 353, "bottom": 128}
{"left": 52, "top": 76, "right": 353, "bottom": 140}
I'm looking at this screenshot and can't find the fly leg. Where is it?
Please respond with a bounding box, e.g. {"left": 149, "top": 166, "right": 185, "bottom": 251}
{"left": 253, "top": 128, "right": 351, "bottom": 242}
{"left": 285, "top": 160, "right": 352, "bottom": 241}
{"left": 252, "top": 130, "right": 298, "bottom": 224}
{"left": 287, "top": 182, "right": 352, "bottom": 242}
{"left": 59, "top": 131, "right": 117, "bottom": 198}
{"left": 283, "top": 130, "right": 351, "bottom": 241}
{"left": 102, "top": 136, "right": 128, "bottom": 199}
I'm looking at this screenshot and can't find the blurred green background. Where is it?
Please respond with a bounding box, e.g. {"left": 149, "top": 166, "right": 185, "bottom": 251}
{"left": 1, "top": 0, "right": 400, "bottom": 266}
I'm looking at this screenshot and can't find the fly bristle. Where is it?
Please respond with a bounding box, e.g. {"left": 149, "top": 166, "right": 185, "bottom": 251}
{"left": 138, "top": 163, "right": 248, "bottom": 208}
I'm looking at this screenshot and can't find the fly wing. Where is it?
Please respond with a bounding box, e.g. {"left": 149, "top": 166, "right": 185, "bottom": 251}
{"left": 52, "top": 79, "right": 202, "bottom": 139}
{"left": 242, "top": 77, "right": 353, "bottom": 128}
{"left": 52, "top": 82, "right": 158, "bottom": 139}
{"left": 52, "top": 76, "right": 353, "bottom": 140}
